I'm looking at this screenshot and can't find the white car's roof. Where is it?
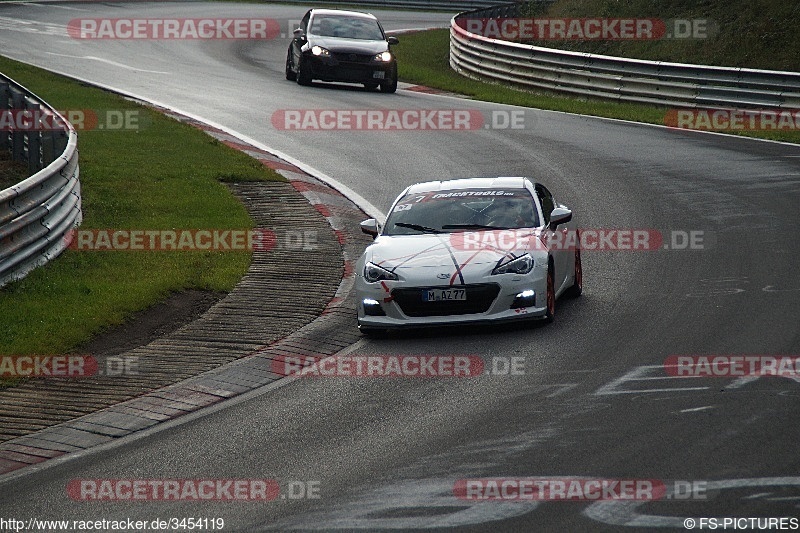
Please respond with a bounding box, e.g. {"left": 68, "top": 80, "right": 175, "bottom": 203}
{"left": 310, "top": 9, "right": 377, "bottom": 20}
{"left": 404, "top": 177, "right": 531, "bottom": 195}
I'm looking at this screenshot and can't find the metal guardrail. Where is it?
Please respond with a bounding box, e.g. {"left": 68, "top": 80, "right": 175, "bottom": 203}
{"left": 450, "top": 5, "right": 800, "bottom": 109}
{"left": 0, "top": 74, "right": 81, "bottom": 288}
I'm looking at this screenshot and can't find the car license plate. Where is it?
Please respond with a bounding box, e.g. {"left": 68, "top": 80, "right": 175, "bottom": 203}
{"left": 373, "top": 71, "right": 385, "bottom": 79}
{"left": 423, "top": 288, "right": 467, "bottom": 302}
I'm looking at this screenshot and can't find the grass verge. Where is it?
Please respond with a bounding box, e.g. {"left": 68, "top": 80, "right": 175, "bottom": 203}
{"left": 518, "top": 0, "right": 800, "bottom": 72}
{"left": 394, "top": 29, "right": 800, "bottom": 145}
{"left": 0, "top": 150, "right": 28, "bottom": 191}
{"left": 0, "top": 55, "right": 283, "bottom": 356}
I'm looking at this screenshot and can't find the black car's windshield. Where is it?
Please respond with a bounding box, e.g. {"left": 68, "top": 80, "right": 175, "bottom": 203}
{"left": 310, "top": 15, "right": 384, "bottom": 40}
{"left": 384, "top": 189, "right": 540, "bottom": 236}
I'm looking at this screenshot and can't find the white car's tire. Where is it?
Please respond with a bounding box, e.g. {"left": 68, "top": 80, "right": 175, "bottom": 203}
{"left": 544, "top": 261, "right": 556, "bottom": 323}
{"left": 566, "top": 247, "right": 582, "bottom": 298}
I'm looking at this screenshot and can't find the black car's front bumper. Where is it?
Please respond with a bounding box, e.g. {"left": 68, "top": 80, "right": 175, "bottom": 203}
{"left": 305, "top": 52, "right": 395, "bottom": 83}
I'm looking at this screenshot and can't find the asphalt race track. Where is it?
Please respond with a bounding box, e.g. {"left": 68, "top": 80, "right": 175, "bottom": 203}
{"left": 1, "top": 2, "right": 800, "bottom": 531}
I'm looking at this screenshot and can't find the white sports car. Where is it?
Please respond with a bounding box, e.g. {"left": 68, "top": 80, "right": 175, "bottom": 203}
{"left": 356, "top": 177, "right": 582, "bottom": 335}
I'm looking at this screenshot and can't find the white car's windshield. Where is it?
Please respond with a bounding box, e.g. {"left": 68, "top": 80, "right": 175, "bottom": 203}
{"left": 384, "top": 189, "right": 540, "bottom": 236}
{"left": 310, "top": 15, "right": 384, "bottom": 40}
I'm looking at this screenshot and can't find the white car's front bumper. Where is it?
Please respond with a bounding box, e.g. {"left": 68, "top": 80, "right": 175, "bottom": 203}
{"left": 356, "top": 262, "right": 549, "bottom": 329}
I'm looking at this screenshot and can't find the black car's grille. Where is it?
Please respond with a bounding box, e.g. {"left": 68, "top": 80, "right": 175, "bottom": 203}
{"left": 392, "top": 284, "right": 500, "bottom": 317}
{"left": 332, "top": 52, "right": 373, "bottom": 63}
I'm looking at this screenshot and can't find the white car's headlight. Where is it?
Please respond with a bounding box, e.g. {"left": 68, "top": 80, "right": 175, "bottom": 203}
{"left": 364, "top": 262, "right": 398, "bottom": 283}
{"left": 312, "top": 46, "right": 331, "bottom": 56}
{"left": 492, "top": 254, "right": 534, "bottom": 275}
{"left": 373, "top": 51, "right": 392, "bottom": 62}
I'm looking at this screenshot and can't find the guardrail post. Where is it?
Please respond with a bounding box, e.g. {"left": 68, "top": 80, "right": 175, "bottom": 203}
{"left": 9, "top": 85, "right": 24, "bottom": 162}
{"left": 0, "top": 81, "right": 9, "bottom": 152}
{"left": 0, "top": 73, "right": 81, "bottom": 288}
{"left": 24, "top": 96, "right": 42, "bottom": 174}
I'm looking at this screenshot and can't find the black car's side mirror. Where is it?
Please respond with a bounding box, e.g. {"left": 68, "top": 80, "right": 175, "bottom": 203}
{"left": 387, "top": 36, "right": 399, "bottom": 45}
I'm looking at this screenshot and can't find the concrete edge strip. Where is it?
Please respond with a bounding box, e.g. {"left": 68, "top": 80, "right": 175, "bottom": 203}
{"left": 0, "top": 101, "right": 372, "bottom": 481}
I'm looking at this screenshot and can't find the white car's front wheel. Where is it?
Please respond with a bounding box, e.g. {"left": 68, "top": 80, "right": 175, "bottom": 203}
{"left": 566, "top": 247, "right": 582, "bottom": 298}
{"left": 544, "top": 261, "right": 556, "bottom": 323}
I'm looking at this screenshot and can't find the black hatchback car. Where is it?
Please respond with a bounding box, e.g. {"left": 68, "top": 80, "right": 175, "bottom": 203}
{"left": 286, "top": 9, "right": 399, "bottom": 93}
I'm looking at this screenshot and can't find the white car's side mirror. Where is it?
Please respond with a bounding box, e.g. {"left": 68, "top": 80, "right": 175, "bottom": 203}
{"left": 360, "top": 218, "right": 380, "bottom": 237}
{"left": 549, "top": 207, "right": 572, "bottom": 229}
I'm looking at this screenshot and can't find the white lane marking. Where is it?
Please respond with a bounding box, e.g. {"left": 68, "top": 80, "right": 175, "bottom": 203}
{"left": 265, "top": 478, "right": 538, "bottom": 530}
{"left": 25, "top": 3, "right": 88, "bottom": 9}
{"left": 0, "top": 52, "right": 386, "bottom": 221}
{"left": 679, "top": 405, "right": 715, "bottom": 413}
{"left": 542, "top": 383, "right": 578, "bottom": 397}
{"left": 600, "top": 363, "right": 800, "bottom": 396}
{"left": 0, "top": 15, "right": 66, "bottom": 36}
{"left": 594, "top": 365, "right": 709, "bottom": 395}
{"left": 404, "top": 78, "right": 800, "bottom": 150}
{"left": 44, "top": 52, "right": 170, "bottom": 74}
{"left": 725, "top": 375, "right": 760, "bottom": 389}
{"left": 763, "top": 285, "right": 800, "bottom": 292}
{"left": 585, "top": 477, "right": 800, "bottom": 527}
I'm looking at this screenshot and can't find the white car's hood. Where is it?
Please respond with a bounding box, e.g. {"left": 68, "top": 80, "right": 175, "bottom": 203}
{"left": 366, "top": 231, "right": 541, "bottom": 270}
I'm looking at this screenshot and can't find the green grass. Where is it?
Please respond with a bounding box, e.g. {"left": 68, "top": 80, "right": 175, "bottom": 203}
{"left": 519, "top": 0, "right": 800, "bottom": 72}
{"left": 0, "top": 55, "right": 284, "bottom": 356}
{"left": 0, "top": 151, "right": 27, "bottom": 191}
{"left": 394, "top": 29, "right": 800, "bottom": 144}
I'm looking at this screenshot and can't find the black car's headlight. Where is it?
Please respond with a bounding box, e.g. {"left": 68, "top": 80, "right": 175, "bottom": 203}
{"left": 492, "top": 254, "right": 534, "bottom": 275}
{"left": 311, "top": 46, "right": 331, "bottom": 56}
{"left": 364, "top": 262, "right": 398, "bottom": 283}
{"left": 373, "top": 51, "right": 392, "bottom": 62}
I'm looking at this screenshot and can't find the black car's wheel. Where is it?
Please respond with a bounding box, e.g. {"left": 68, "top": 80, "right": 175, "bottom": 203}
{"left": 285, "top": 49, "right": 296, "bottom": 81}
{"left": 364, "top": 82, "right": 379, "bottom": 90}
{"left": 296, "top": 56, "right": 313, "bottom": 86}
{"left": 381, "top": 65, "right": 397, "bottom": 93}
{"left": 380, "top": 65, "right": 397, "bottom": 93}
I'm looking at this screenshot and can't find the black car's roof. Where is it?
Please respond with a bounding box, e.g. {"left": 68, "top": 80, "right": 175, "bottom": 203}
{"left": 308, "top": 9, "right": 377, "bottom": 20}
